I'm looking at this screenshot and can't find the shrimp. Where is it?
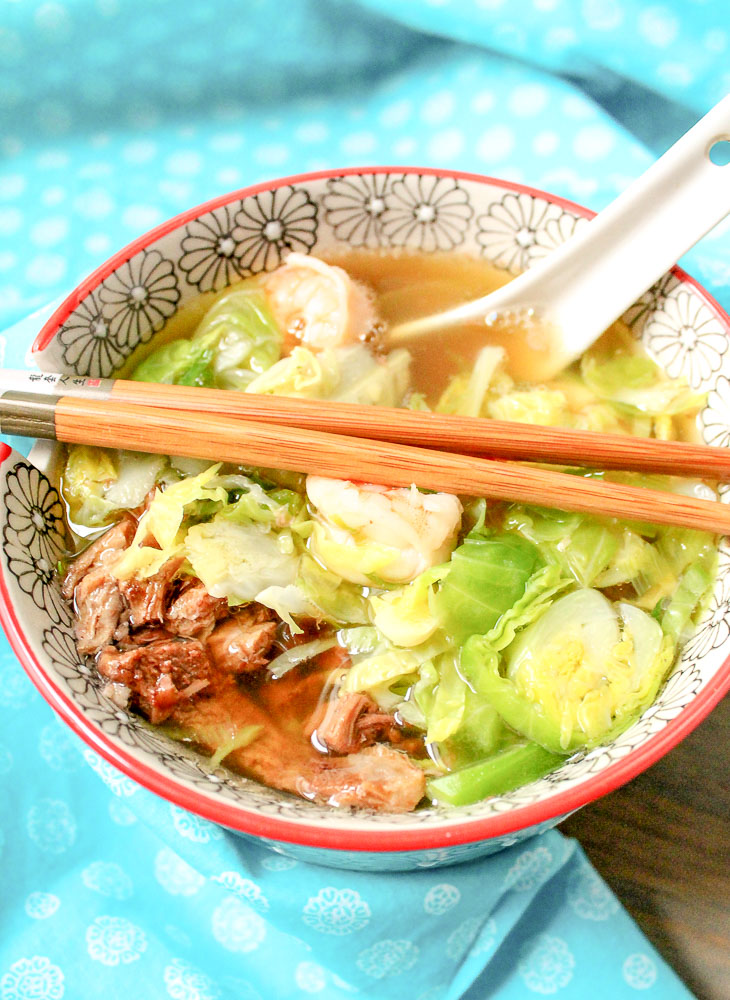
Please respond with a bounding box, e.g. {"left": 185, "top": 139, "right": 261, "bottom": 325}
{"left": 306, "top": 476, "right": 462, "bottom": 585}
{"left": 263, "top": 253, "right": 380, "bottom": 349}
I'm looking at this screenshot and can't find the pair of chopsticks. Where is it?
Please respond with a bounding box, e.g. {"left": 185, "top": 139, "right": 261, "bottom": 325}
{"left": 2, "top": 371, "right": 730, "bottom": 533}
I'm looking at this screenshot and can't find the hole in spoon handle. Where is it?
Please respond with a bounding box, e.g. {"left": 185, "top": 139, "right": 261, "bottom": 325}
{"left": 708, "top": 138, "right": 730, "bottom": 167}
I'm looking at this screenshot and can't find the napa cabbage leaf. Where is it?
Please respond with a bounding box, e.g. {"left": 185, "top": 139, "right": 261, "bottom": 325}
{"left": 246, "top": 342, "right": 411, "bottom": 407}
{"left": 62, "top": 445, "right": 166, "bottom": 529}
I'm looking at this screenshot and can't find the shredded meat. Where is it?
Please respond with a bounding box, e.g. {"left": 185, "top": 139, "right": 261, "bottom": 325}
{"left": 170, "top": 683, "right": 426, "bottom": 812}
{"left": 97, "top": 638, "right": 213, "bottom": 723}
{"left": 118, "top": 625, "right": 174, "bottom": 648}
{"left": 303, "top": 744, "right": 426, "bottom": 812}
{"left": 119, "top": 556, "right": 184, "bottom": 627}
{"left": 357, "top": 712, "right": 425, "bottom": 756}
{"left": 307, "top": 691, "right": 424, "bottom": 757}
{"left": 63, "top": 518, "right": 136, "bottom": 654}
{"left": 308, "top": 692, "right": 379, "bottom": 754}
{"left": 165, "top": 579, "right": 229, "bottom": 637}
{"left": 207, "top": 607, "right": 277, "bottom": 675}
{"left": 64, "top": 513, "right": 427, "bottom": 812}
{"left": 73, "top": 565, "right": 126, "bottom": 655}
{"left": 61, "top": 517, "right": 136, "bottom": 598}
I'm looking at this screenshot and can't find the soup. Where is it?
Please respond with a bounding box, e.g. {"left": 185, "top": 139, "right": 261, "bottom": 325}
{"left": 59, "top": 251, "right": 716, "bottom": 812}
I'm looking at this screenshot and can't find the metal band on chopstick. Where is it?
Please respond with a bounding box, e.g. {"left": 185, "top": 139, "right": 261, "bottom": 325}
{"left": 0, "top": 374, "right": 114, "bottom": 438}
{"left": 0, "top": 392, "right": 60, "bottom": 438}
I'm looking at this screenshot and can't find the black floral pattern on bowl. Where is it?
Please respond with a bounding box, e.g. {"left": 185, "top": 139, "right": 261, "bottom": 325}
{"left": 680, "top": 541, "right": 730, "bottom": 658}
{"left": 545, "top": 738, "right": 643, "bottom": 786}
{"left": 701, "top": 374, "right": 730, "bottom": 449}
{"left": 379, "top": 176, "right": 473, "bottom": 252}
{"left": 476, "top": 192, "right": 572, "bottom": 272}
{"left": 3, "top": 465, "right": 69, "bottom": 625}
{"left": 701, "top": 377, "right": 730, "bottom": 502}
{"left": 42, "top": 626, "right": 101, "bottom": 698}
{"left": 58, "top": 289, "right": 128, "bottom": 378}
{"left": 541, "top": 210, "right": 587, "bottom": 254}
{"left": 99, "top": 249, "right": 180, "bottom": 351}
{"left": 623, "top": 273, "right": 680, "bottom": 334}
{"left": 641, "top": 660, "right": 704, "bottom": 724}
{"left": 155, "top": 744, "right": 248, "bottom": 796}
{"left": 178, "top": 204, "right": 246, "bottom": 292}
{"left": 86, "top": 704, "right": 176, "bottom": 758}
{"left": 232, "top": 186, "right": 318, "bottom": 274}
{"left": 5, "top": 464, "right": 65, "bottom": 564}
{"left": 642, "top": 288, "right": 728, "bottom": 389}
{"left": 322, "top": 174, "right": 394, "bottom": 248}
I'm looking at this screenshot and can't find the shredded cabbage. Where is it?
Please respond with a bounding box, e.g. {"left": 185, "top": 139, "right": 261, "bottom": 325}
{"left": 113, "top": 465, "right": 227, "bottom": 579}
{"left": 369, "top": 564, "right": 449, "bottom": 647}
{"left": 267, "top": 637, "right": 338, "bottom": 680}
{"left": 296, "top": 555, "right": 371, "bottom": 625}
{"left": 185, "top": 519, "right": 299, "bottom": 604}
{"left": 208, "top": 724, "right": 262, "bottom": 769}
{"left": 488, "top": 388, "right": 570, "bottom": 426}
{"left": 581, "top": 354, "right": 704, "bottom": 417}
{"left": 62, "top": 446, "right": 166, "bottom": 529}
{"left": 426, "top": 649, "right": 468, "bottom": 744}
{"left": 246, "top": 342, "right": 411, "bottom": 407}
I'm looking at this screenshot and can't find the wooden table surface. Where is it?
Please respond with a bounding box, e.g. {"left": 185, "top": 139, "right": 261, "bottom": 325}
{"left": 559, "top": 694, "right": 730, "bottom": 1000}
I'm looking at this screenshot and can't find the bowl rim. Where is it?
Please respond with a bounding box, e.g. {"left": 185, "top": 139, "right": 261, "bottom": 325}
{"left": 7, "top": 164, "right": 730, "bottom": 852}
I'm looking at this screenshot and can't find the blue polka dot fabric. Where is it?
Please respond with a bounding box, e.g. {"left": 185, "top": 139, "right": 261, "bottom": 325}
{"left": 2, "top": 2, "right": 728, "bottom": 997}
{"left": 0, "top": 673, "right": 695, "bottom": 1000}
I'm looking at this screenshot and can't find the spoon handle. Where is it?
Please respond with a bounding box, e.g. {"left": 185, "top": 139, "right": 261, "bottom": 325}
{"left": 528, "top": 93, "right": 730, "bottom": 357}
{"left": 390, "top": 94, "right": 730, "bottom": 360}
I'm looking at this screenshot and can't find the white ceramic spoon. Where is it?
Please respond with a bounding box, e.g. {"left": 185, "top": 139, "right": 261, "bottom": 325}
{"left": 388, "top": 94, "right": 730, "bottom": 378}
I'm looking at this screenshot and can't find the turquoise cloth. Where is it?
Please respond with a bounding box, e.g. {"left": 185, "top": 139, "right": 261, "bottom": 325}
{"left": 2, "top": 1, "right": 728, "bottom": 996}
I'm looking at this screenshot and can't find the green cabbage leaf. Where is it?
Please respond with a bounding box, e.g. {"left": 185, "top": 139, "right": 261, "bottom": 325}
{"left": 435, "top": 530, "right": 542, "bottom": 643}
{"left": 581, "top": 354, "right": 704, "bottom": 417}
{"left": 132, "top": 285, "right": 282, "bottom": 389}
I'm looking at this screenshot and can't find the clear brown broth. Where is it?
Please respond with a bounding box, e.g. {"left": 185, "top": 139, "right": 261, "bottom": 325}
{"left": 325, "top": 248, "right": 634, "bottom": 397}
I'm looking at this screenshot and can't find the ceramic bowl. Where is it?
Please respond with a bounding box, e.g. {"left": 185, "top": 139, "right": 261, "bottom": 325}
{"left": 4, "top": 167, "right": 730, "bottom": 871}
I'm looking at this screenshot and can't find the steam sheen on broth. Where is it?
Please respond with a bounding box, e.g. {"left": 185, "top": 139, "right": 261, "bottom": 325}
{"left": 58, "top": 251, "right": 717, "bottom": 812}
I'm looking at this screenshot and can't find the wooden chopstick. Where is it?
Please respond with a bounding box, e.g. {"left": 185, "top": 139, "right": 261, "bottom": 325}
{"left": 16, "top": 392, "right": 730, "bottom": 533}
{"left": 104, "top": 378, "right": 730, "bottom": 480}
{"left": 6, "top": 372, "right": 729, "bottom": 478}
{"left": 2, "top": 374, "right": 729, "bottom": 531}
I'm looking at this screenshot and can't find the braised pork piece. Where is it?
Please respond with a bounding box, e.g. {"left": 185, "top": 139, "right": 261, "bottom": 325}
{"left": 63, "top": 517, "right": 427, "bottom": 812}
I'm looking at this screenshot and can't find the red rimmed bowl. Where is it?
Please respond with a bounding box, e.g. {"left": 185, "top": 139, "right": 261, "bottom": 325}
{"left": 4, "top": 167, "right": 730, "bottom": 871}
